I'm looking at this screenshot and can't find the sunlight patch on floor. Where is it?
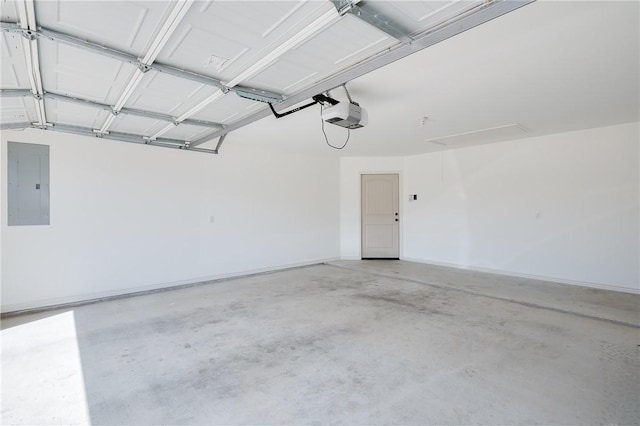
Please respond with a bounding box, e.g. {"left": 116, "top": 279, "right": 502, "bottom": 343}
{"left": 1, "top": 311, "right": 90, "bottom": 425}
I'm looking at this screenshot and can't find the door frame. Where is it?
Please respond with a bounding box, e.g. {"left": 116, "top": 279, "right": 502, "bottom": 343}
{"left": 359, "top": 171, "right": 402, "bottom": 260}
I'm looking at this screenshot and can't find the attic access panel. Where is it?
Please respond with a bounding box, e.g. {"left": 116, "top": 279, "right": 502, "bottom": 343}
{"left": 0, "top": 0, "right": 533, "bottom": 153}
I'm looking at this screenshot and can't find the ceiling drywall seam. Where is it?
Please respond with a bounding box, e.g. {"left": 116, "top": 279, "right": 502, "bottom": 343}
{"left": 96, "top": 0, "right": 195, "bottom": 135}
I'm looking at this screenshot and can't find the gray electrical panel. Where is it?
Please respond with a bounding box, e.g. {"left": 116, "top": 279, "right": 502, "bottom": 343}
{"left": 8, "top": 142, "right": 50, "bottom": 226}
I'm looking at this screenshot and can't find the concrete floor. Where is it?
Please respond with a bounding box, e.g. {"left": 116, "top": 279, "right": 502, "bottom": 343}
{"left": 1, "top": 261, "right": 639, "bottom": 425}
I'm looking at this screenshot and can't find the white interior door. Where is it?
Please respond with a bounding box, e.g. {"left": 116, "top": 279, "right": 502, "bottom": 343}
{"left": 361, "top": 174, "right": 399, "bottom": 259}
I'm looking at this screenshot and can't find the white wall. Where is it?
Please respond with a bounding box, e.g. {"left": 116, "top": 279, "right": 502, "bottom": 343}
{"left": 1, "top": 129, "right": 340, "bottom": 312}
{"left": 3, "top": 122, "right": 637, "bottom": 312}
{"left": 341, "top": 122, "right": 640, "bottom": 292}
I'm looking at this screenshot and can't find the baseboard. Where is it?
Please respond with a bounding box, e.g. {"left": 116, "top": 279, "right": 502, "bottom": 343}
{"left": 401, "top": 257, "right": 640, "bottom": 295}
{"left": 1, "top": 257, "right": 340, "bottom": 315}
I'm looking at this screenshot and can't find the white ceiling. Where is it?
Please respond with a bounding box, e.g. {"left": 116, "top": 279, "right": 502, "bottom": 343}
{"left": 221, "top": 0, "right": 640, "bottom": 156}
{"left": 1, "top": 0, "right": 638, "bottom": 157}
